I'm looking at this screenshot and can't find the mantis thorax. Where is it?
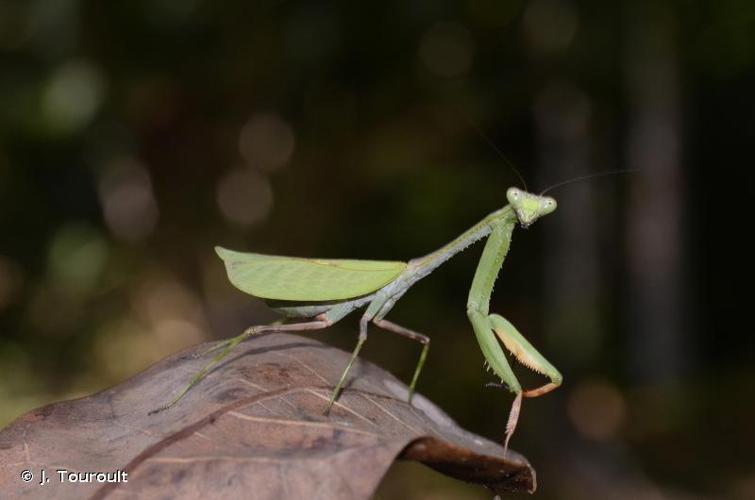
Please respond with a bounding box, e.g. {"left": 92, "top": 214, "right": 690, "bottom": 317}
{"left": 506, "top": 187, "right": 557, "bottom": 228}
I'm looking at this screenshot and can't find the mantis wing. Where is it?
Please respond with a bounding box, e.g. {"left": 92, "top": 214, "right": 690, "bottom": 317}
{"left": 216, "top": 247, "right": 407, "bottom": 301}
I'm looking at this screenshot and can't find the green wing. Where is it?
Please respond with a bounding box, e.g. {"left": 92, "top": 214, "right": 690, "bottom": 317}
{"left": 215, "top": 247, "right": 407, "bottom": 301}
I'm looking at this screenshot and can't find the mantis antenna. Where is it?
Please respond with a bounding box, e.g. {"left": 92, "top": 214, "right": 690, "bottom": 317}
{"left": 540, "top": 169, "right": 638, "bottom": 195}
{"left": 448, "top": 101, "right": 529, "bottom": 192}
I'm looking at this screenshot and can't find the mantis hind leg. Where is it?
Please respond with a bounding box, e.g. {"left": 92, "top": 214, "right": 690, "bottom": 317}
{"left": 192, "top": 319, "right": 286, "bottom": 359}
{"left": 372, "top": 319, "right": 430, "bottom": 404}
{"left": 150, "top": 315, "right": 335, "bottom": 415}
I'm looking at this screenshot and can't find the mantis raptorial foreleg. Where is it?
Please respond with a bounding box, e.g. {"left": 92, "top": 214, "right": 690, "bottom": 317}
{"left": 468, "top": 307, "right": 523, "bottom": 454}
{"left": 489, "top": 314, "right": 562, "bottom": 398}
{"left": 466, "top": 222, "right": 523, "bottom": 454}
{"left": 488, "top": 313, "right": 562, "bottom": 453}
{"left": 464, "top": 220, "right": 562, "bottom": 454}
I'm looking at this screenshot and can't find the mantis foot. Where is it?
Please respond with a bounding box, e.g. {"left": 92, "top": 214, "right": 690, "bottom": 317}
{"left": 503, "top": 392, "right": 523, "bottom": 458}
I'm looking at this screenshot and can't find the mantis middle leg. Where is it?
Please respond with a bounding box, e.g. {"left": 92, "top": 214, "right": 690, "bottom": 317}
{"left": 327, "top": 292, "right": 431, "bottom": 409}
{"left": 372, "top": 319, "right": 430, "bottom": 403}
{"left": 373, "top": 291, "right": 431, "bottom": 403}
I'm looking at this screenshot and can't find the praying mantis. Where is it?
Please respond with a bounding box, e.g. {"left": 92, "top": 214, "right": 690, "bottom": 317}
{"left": 155, "top": 186, "right": 563, "bottom": 453}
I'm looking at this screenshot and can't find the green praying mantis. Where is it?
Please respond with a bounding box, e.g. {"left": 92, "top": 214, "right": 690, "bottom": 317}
{"left": 153, "top": 186, "right": 564, "bottom": 454}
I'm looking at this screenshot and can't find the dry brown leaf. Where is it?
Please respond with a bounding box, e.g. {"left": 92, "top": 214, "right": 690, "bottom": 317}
{"left": 0, "top": 333, "right": 535, "bottom": 499}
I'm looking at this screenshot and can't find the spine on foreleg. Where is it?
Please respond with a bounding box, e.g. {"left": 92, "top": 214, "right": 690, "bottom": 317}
{"left": 467, "top": 222, "right": 513, "bottom": 316}
{"left": 466, "top": 307, "right": 521, "bottom": 392}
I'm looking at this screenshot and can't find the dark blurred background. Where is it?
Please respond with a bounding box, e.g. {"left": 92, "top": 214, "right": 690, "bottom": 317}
{"left": 1, "top": 1, "right": 754, "bottom": 498}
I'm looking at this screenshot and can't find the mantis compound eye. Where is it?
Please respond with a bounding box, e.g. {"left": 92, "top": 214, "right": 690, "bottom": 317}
{"left": 506, "top": 187, "right": 522, "bottom": 204}
{"left": 539, "top": 197, "right": 557, "bottom": 214}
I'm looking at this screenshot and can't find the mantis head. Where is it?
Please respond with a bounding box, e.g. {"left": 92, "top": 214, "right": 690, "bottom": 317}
{"left": 506, "top": 187, "right": 557, "bottom": 228}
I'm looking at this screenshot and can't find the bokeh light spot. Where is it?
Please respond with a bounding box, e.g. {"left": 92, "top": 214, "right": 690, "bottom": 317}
{"left": 133, "top": 277, "right": 205, "bottom": 327}
{"left": 109, "top": 276, "right": 209, "bottom": 374}
{"left": 523, "top": 0, "right": 579, "bottom": 54}
{"left": 97, "top": 158, "right": 159, "bottom": 243}
{"left": 153, "top": 318, "right": 204, "bottom": 352}
{"left": 95, "top": 319, "right": 154, "bottom": 379}
{"left": 42, "top": 60, "right": 105, "bottom": 134}
{"left": 48, "top": 224, "right": 108, "bottom": 297}
{"left": 216, "top": 168, "right": 274, "bottom": 227}
{"left": 567, "top": 379, "right": 627, "bottom": 441}
{"left": 239, "top": 113, "right": 296, "bottom": 173}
